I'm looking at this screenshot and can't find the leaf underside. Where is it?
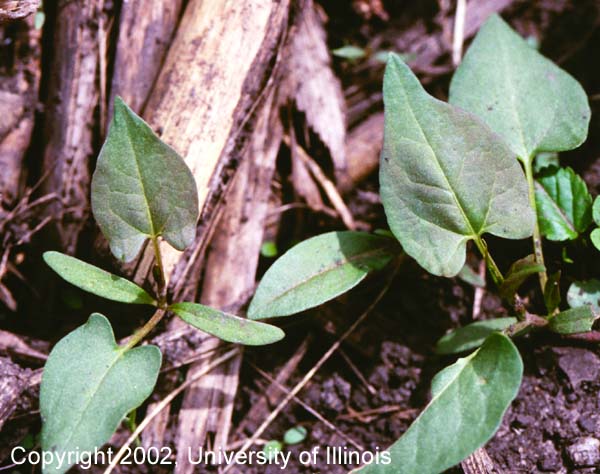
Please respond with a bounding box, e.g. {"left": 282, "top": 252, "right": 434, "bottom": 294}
{"left": 449, "top": 14, "right": 590, "bottom": 162}
{"left": 40, "top": 314, "right": 161, "bottom": 474}
{"left": 380, "top": 54, "right": 533, "bottom": 277}
{"left": 43, "top": 251, "right": 155, "bottom": 305}
{"left": 435, "top": 317, "right": 517, "bottom": 355}
{"left": 169, "top": 302, "right": 284, "bottom": 346}
{"left": 535, "top": 167, "right": 592, "bottom": 241}
{"left": 91, "top": 97, "right": 199, "bottom": 262}
{"left": 248, "top": 231, "right": 397, "bottom": 319}
{"left": 354, "top": 333, "right": 523, "bottom": 474}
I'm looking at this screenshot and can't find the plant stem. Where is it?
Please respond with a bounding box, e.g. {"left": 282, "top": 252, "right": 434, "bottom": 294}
{"left": 151, "top": 236, "right": 167, "bottom": 306}
{"left": 123, "top": 237, "right": 169, "bottom": 351}
{"left": 524, "top": 158, "right": 548, "bottom": 290}
{"left": 123, "top": 308, "right": 166, "bottom": 351}
{"left": 473, "top": 237, "right": 504, "bottom": 287}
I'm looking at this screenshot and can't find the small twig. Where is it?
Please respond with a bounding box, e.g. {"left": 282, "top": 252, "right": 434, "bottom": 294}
{"left": 97, "top": 3, "right": 108, "bottom": 136}
{"left": 222, "top": 258, "right": 402, "bottom": 473}
{"left": 283, "top": 135, "right": 356, "bottom": 230}
{"left": 472, "top": 259, "right": 486, "bottom": 320}
{"left": 338, "top": 405, "right": 417, "bottom": 422}
{"left": 461, "top": 447, "right": 504, "bottom": 474}
{"left": 226, "top": 438, "right": 269, "bottom": 450}
{"left": 452, "top": 0, "right": 467, "bottom": 66}
{"left": 15, "top": 215, "right": 53, "bottom": 246}
{"left": 338, "top": 348, "right": 376, "bottom": 396}
{"left": 250, "top": 363, "right": 364, "bottom": 450}
{"left": 103, "top": 348, "right": 240, "bottom": 474}
{"left": 563, "top": 331, "right": 600, "bottom": 343}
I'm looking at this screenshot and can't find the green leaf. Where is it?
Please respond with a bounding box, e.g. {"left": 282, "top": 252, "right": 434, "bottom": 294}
{"left": 263, "top": 440, "right": 283, "bottom": 461}
{"left": 248, "top": 231, "right": 397, "bottom": 319}
{"left": 91, "top": 97, "right": 199, "bottom": 262}
{"left": 548, "top": 306, "right": 596, "bottom": 334}
{"left": 43, "top": 251, "right": 156, "bottom": 305}
{"left": 380, "top": 54, "right": 533, "bottom": 277}
{"left": 591, "top": 229, "right": 600, "bottom": 251}
{"left": 40, "top": 314, "right": 161, "bottom": 474}
{"left": 568, "top": 279, "right": 600, "bottom": 313}
{"left": 260, "top": 241, "right": 278, "bottom": 258}
{"left": 457, "top": 264, "right": 485, "bottom": 288}
{"left": 354, "top": 333, "right": 522, "bottom": 474}
{"left": 435, "top": 317, "right": 517, "bottom": 355}
{"left": 169, "top": 302, "right": 284, "bottom": 346}
{"left": 449, "top": 14, "right": 590, "bottom": 163}
{"left": 544, "top": 271, "right": 562, "bottom": 314}
{"left": 533, "top": 152, "right": 559, "bottom": 174}
{"left": 535, "top": 167, "right": 592, "bottom": 241}
{"left": 593, "top": 196, "right": 600, "bottom": 225}
{"left": 499, "top": 255, "right": 545, "bottom": 300}
{"left": 332, "top": 45, "right": 366, "bottom": 60}
{"left": 284, "top": 426, "right": 308, "bottom": 445}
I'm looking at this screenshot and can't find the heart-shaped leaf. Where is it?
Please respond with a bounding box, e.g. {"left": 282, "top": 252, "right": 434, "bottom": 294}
{"left": 169, "top": 302, "right": 284, "bottom": 345}
{"left": 40, "top": 314, "right": 161, "bottom": 474}
{"left": 248, "top": 231, "right": 397, "bottom": 319}
{"left": 435, "top": 317, "right": 517, "bottom": 355}
{"left": 354, "top": 333, "right": 522, "bottom": 474}
{"left": 535, "top": 167, "right": 592, "bottom": 241}
{"left": 450, "top": 14, "right": 590, "bottom": 163}
{"left": 499, "top": 255, "right": 545, "bottom": 300}
{"left": 548, "top": 306, "right": 596, "bottom": 334}
{"left": 568, "top": 279, "right": 600, "bottom": 313}
{"left": 43, "top": 251, "right": 156, "bottom": 305}
{"left": 380, "top": 54, "right": 533, "bottom": 277}
{"left": 91, "top": 97, "right": 199, "bottom": 262}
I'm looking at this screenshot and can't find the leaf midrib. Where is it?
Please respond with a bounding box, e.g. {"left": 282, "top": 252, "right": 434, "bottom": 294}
{"left": 254, "top": 246, "right": 391, "bottom": 312}
{"left": 397, "top": 75, "right": 481, "bottom": 239}
{"left": 56, "top": 347, "right": 126, "bottom": 451}
{"left": 498, "top": 32, "right": 530, "bottom": 161}
{"left": 123, "top": 120, "right": 157, "bottom": 238}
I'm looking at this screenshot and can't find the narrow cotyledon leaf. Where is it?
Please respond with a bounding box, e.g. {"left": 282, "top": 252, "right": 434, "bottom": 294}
{"left": 248, "top": 231, "right": 398, "bottom": 319}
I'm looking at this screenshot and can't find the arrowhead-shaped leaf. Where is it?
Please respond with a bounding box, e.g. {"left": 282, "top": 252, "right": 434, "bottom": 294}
{"left": 91, "top": 97, "right": 199, "bottom": 262}
{"left": 535, "top": 167, "right": 592, "bottom": 241}
{"left": 354, "top": 333, "right": 523, "bottom": 474}
{"left": 43, "top": 251, "right": 156, "bottom": 305}
{"left": 548, "top": 306, "right": 596, "bottom": 334}
{"left": 40, "top": 314, "right": 161, "bottom": 474}
{"left": 449, "top": 14, "right": 590, "bottom": 162}
{"left": 248, "top": 231, "right": 397, "bottom": 319}
{"left": 568, "top": 279, "right": 600, "bottom": 313}
{"left": 169, "top": 302, "right": 284, "bottom": 346}
{"left": 380, "top": 54, "right": 533, "bottom": 277}
{"left": 435, "top": 317, "right": 517, "bottom": 355}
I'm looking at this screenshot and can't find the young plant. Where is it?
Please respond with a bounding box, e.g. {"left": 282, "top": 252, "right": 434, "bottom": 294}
{"left": 40, "top": 98, "right": 284, "bottom": 474}
{"left": 250, "top": 14, "right": 597, "bottom": 474}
